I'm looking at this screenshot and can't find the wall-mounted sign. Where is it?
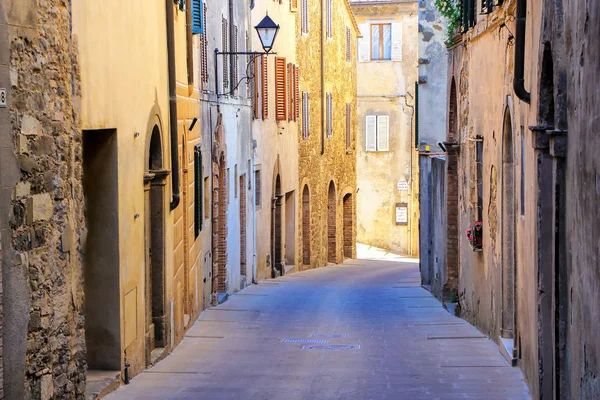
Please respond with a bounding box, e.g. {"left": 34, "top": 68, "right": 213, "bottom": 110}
{"left": 395, "top": 203, "right": 408, "bottom": 226}
{"left": 0, "top": 89, "right": 6, "bottom": 108}
{"left": 397, "top": 180, "right": 409, "bottom": 191}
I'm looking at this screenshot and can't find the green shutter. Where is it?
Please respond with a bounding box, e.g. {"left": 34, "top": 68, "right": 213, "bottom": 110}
{"left": 192, "top": 0, "right": 204, "bottom": 34}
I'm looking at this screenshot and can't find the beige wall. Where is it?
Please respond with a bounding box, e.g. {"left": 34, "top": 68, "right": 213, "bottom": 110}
{"left": 251, "top": 1, "right": 299, "bottom": 281}
{"left": 353, "top": 3, "right": 419, "bottom": 255}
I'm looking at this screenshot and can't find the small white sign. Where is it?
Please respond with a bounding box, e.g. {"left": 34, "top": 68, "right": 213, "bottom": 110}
{"left": 397, "top": 180, "right": 409, "bottom": 191}
{"left": 395, "top": 206, "right": 408, "bottom": 224}
{"left": 0, "top": 89, "right": 6, "bottom": 108}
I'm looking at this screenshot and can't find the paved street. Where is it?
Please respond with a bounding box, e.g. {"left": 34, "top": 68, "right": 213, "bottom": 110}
{"left": 106, "top": 247, "right": 530, "bottom": 400}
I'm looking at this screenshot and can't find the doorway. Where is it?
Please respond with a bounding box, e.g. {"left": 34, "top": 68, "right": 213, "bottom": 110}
{"left": 271, "top": 175, "right": 283, "bottom": 277}
{"left": 239, "top": 174, "right": 247, "bottom": 282}
{"left": 343, "top": 193, "right": 353, "bottom": 259}
{"left": 285, "top": 191, "right": 296, "bottom": 269}
{"left": 83, "top": 129, "right": 121, "bottom": 371}
{"left": 302, "top": 185, "right": 311, "bottom": 268}
{"left": 328, "top": 181, "right": 337, "bottom": 264}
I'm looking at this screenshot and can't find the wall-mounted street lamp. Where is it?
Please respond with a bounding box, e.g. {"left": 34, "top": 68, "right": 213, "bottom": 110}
{"left": 215, "top": 14, "right": 280, "bottom": 97}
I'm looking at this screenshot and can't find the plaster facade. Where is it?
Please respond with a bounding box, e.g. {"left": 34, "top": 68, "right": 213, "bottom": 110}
{"left": 251, "top": 1, "right": 300, "bottom": 280}
{"left": 351, "top": 0, "right": 419, "bottom": 256}
{"left": 296, "top": 0, "right": 359, "bottom": 268}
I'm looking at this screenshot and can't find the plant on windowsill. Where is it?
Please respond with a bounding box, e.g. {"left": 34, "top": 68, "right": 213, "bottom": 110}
{"left": 434, "top": 0, "right": 461, "bottom": 46}
{"left": 466, "top": 221, "right": 483, "bottom": 252}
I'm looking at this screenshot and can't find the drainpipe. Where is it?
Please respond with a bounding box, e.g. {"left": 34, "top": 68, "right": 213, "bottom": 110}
{"left": 514, "top": 0, "right": 530, "bottom": 103}
{"left": 320, "top": 0, "right": 325, "bottom": 155}
{"left": 167, "top": 0, "right": 181, "bottom": 210}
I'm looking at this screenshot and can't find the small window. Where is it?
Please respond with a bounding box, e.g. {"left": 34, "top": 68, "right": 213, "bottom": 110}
{"left": 346, "top": 28, "right": 352, "bottom": 62}
{"left": 346, "top": 103, "right": 351, "bottom": 149}
{"left": 371, "top": 24, "right": 391, "bottom": 61}
{"left": 203, "top": 177, "right": 209, "bottom": 219}
{"left": 326, "top": 0, "right": 333, "bottom": 38}
{"left": 476, "top": 138, "right": 483, "bottom": 222}
{"left": 255, "top": 170, "right": 261, "bottom": 207}
{"left": 222, "top": 18, "right": 229, "bottom": 90}
{"left": 301, "top": 0, "right": 309, "bottom": 35}
{"left": 194, "top": 147, "right": 203, "bottom": 238}
{"left": 302, "top": 92, "right": 310, "bottom": 140}
{"left": 234, "top": 164, "right": 238, "bottom": 198}
{"left": 365, "top": 115, "right": 389, "bottom": 152}
{"left": 326, "top": 93, "right": 333, "bottom": 138}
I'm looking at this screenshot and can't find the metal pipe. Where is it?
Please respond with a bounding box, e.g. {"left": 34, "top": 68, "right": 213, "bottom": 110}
{"left": 320, "top": 0, "right": 325, "bottom": 155}
{"left": 514, "top": 0, "right": 530, "bottom": 103}
{"left": 167, "top": 0, "right": 181, "bottom": 210}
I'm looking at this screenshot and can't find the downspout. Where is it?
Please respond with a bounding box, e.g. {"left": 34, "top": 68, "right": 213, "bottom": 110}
{"left": 167, "top": 0, "right": 181, "bottom": 210}
{"left": 514, "top": 0, "right": 530, "bottom": 103}
{"left": 320, "top": 0, "right": 325, "bottom": 155}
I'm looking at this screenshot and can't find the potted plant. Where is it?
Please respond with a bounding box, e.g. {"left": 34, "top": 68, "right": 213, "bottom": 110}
{"left": 466, "top": 221, "right": 483, "bottom": 251}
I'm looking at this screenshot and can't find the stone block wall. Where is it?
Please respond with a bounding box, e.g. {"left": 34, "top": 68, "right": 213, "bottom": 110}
{"left": 1, "top": 0, "right": 86, "bottom": 398}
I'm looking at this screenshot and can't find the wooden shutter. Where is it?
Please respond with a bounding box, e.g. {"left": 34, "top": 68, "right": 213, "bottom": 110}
{"left": 192, "top": 0, "right": 204, "bottom": 34}
{"left": 290, "top": 0, "right": 298, "bottom": 12}
{"left": 358, "top": 24, "right": 370, "bottom": 62}
{"left": 262, "top": 55, "right": 268, "bottom": 120}
{"left": 222, "top": 18, "right": 229, "bottom": 89}
{"left": 294, "top": 66, "right": 300, "bottom": 121}
{"left": 346, "top": 103, "right": 351, "bottom": 149}
{"left": 377, "top": 115, "right": 390, "bottom": 151}
{"left": 288, "top": 63, "right": 293, "bottom": 121}
{"left": 275, "top": 57, "right": 287, "bottom": 121}
{"left": 253, "top": 57, "right": 260, "bottom": 119}
{"left": 232, "top": 25, "right": 239, "bottom": 91}
{"left": 365, "top": 116, "right": 377, "bottom": 151}
{"left": 201, "top": 4, "right": 208, "bottom": 84}
{"left": 391, "top": 23, "right": 403, "bottom": 61}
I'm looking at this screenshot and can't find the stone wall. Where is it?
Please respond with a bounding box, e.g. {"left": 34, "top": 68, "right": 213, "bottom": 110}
{"left": 1, "top": 0, "right": 86, "bottom": 398}
{"left": 296, "top": 0, "right": 358, "bottom": 268}
{"left": 564, "top": 0, "right": 600, "bottom": 397}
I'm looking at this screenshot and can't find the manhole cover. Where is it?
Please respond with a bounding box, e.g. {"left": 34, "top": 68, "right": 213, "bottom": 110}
{"left": 302, "top": 344, "right": 361, "bottom": 350}
{"left": 282, "top": 338, "right": 328, "bottom": 344}
{"left": 311, "top": 334, "right": 349, "bottom": 339}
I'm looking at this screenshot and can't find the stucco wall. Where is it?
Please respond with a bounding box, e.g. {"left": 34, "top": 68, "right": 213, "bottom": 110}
{"left": 352, "top": 1, "right": 419, "bottom": 255}
{"left": 296, "top": 0, "right": 358, "bottom": 268}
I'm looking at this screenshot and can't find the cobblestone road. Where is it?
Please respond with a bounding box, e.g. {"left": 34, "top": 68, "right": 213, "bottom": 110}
{"left": 106, "top": 247, "right": 530, "bottom": 400}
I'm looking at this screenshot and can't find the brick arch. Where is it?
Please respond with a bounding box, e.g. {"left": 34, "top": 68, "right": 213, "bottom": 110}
{"left": 302, "top": 184, "right": 311, "bottom": 268}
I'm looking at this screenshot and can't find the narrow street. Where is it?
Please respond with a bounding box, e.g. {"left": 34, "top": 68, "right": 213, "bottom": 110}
{"left": 106, "top": 247, "right": 529, "bottom": 400}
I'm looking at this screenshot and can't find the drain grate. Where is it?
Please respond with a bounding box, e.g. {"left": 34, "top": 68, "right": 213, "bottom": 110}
{"left": 282, "top": 338, "right": 328, "bottom": 344}
{"left": 311, "top": 334, "right": 349, "bottom": 339}
{"left": 302, "top": 344, "right": 361, "bottom": 351}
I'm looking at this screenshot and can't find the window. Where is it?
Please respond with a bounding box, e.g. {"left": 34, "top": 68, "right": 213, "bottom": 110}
{"left": 462, "top": 0, "right": 477, "bottom": 31}
{"left": 262, "top": 55, "right": 269, "bottom": 120}
{"left": 476, "top": 137, "right": 483, "bottom": 221}
{"left": 365, "top": 115, "right": 389, "bottom": 152}
{"left": 371, "top": 24, "right": 391, "bottom": 60}
{"left": 346, "top": 103, "right": 351, "bottom": 149}
{"left": 520, "top": 127, "right": 525, "bottom": 217}
{"left": 234, "top": 164, "right": 238, "bottom": 198}
{"left": 346, "top": 28, "right": 352, "bottom": 62}
{"left": 294, "top": 66, "right": 300, "bottom": 121}
{"left": 326, "top": 0, "right": 333, "bottom": 38}
{"left": 290, "top": 0, "right": 298, "bottom": 12}
{"left": 194, "top": 147, "right": 203, "bottom": 238}
{"left": 301, "top": 0, "right": 308, "bottom": 34}
{"left": 200, "top": 3, "right": 208, "bottom": 85}
{"left": 255, "top": 169, "right": 261, "bottom": 207}
{"left": 326, "top": 93, "right": 333, "bottom": 138}
{"left": 191, "top": 0, "right": 204, "bottom": 34}
{"left": 222, "top": 18, "right": 229, "bottom": 90}
{"left": 302, "top": 92, "right": 310, "bottom": 140}
{"left": 275, "top": 57, "right": 287, "bottom": 121}
{"left": 232, "top": 25, "right": 239, "bottom": 93}
{"left": 203, "top": 177, "right": 209, "bottom": 219}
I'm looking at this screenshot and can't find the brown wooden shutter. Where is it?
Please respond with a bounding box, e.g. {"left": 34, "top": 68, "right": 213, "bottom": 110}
{"left": 253, "top": 57, "right": 259, "bottom": 119}
{"left": 294, "top": 66, "right": 300, "bottom": 121}
{"left": 291, "top": 0, "right": 298, "bottom": 11}
{"left": 287, "top": 63, "right": 293, "bottom": 121}
{"left": 262, "top": 55, "right": 268, "bottom": 120}
{"left": 275, "top": 57, "right": 287, "bottom": 121}
{"left": 222, "top": 18, "right": 229, "bottom": 90}
{"left": 201, "top": 4, "right": 208, "bottom": 85}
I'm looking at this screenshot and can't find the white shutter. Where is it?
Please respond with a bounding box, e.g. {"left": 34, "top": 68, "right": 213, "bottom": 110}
{"left": 391, "top": 23, "right": 403, "bottom": 61}
{"left": 358, "top": 23, "right": 370, "bottom": 63}
{"left": 365, "top": 116, "right": 377, "bottom": 151}
{"left": 377, "top": 116, "right": 389, "bottom": 151}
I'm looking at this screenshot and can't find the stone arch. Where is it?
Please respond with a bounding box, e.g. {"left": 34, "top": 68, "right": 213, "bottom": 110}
{"left": 271, "top": 159, "right": 283, "bottom": 277}
{"left": 501, "top": 105, "right": 516, "bottom": 340}
{"left": 327, "top": 181, "right": 337, "bottom": 264}
{"left": 302, "top": 184, "right": 311, "bottom": 267}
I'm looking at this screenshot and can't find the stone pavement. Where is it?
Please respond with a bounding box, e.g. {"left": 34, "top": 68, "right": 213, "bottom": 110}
{"left": 105, "top": 247, "right": 530, "bottom": 400}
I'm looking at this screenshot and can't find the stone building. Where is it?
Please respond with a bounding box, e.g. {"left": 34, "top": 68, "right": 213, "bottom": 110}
{"left": 350, "top": 0, "right": 419, "bottom": 256}
{"left": 251, "top": 2, "right": 300, "bottom": 280}
{"left": 1, "top": 1, "right": 86, "bottom": 398}
{"left": 296, "top": 0, "right": 359, "bottom": 268}
{"left": 420, "top": 0, "right": 600, "bottom": 398}
{"left": 200, "top": 0, "right": 255, "bottom": 302}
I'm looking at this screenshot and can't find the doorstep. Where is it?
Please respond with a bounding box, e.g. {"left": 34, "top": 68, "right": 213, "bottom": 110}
{"left": 85, "top": 370, "right": 120, "bottom": 400}
{"left": 498, "top": 336, "right": 518, "bottom": 366}
{"left": 284, "top": 264, "right": 295, "bottom": 275}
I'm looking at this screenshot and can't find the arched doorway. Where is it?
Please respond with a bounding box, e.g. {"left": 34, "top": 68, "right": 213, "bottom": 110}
{"left": 327, "top": 181, "right": 337, "bottom": 264}
{"left": 145, "top": 125, "right": 167, "bottom": 362}
{"left": 501, "top": 106, "right": 516, "bottom": 340}
{"left": 271, "top": 174, "right": 283, "bottom": 277}
{"left": 343, "top": 194, "right": 353, "bottom": 259}
{"left": 302, "top": 185, "right": 311, "bottom": 267}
